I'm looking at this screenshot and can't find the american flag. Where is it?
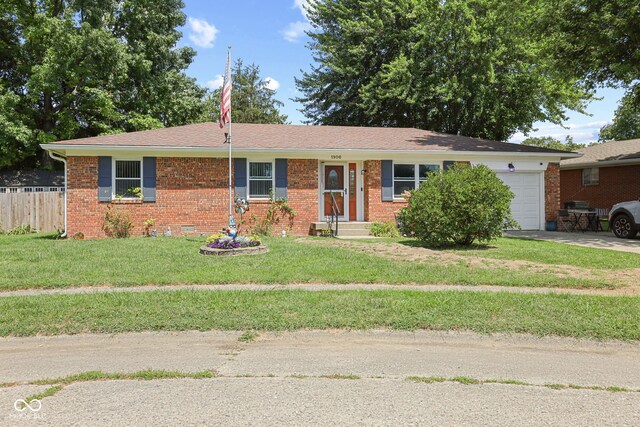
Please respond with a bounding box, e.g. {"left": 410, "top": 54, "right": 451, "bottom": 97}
{"left": 219, "top": 49, "right": 232, "bottom": 128}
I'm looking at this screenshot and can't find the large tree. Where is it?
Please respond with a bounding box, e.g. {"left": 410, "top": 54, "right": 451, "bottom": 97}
{"left": 548, "top": 0, "right": 640, "bottom": 102}
{"left": 0, "top": 0, "right": 206, "bottom": 169}
{"left": 296, "top": 0, "right": 591, "bottom": 141}
{"left": 205, "top": 60, "right": 287, "bottom": 124}
{"left": 599, "top": 89, "right": 640, "bottom": 141}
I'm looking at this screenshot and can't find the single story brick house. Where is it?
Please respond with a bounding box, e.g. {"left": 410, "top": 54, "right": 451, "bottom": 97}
{"left": 560, "top": 138, "right": 640, "bottom": 210}
{"left": 41, "top": 123, "right": 578, "bottom": 238}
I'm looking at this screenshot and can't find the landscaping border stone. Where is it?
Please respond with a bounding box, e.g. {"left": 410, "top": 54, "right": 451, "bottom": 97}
{"left": 199, "top": 245, "right": 268, "bottom": 256}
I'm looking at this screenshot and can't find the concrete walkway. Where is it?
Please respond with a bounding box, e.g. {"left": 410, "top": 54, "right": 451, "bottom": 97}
{"left": 505, "top": 230, "right": 640, "bottom": 254}
{"left": 1, "top": 330, "right": 639, "bottom": 425}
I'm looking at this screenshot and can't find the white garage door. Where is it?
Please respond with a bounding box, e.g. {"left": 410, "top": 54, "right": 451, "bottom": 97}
{"left": 496, "top": 173, "right": 542, "bottom": 230}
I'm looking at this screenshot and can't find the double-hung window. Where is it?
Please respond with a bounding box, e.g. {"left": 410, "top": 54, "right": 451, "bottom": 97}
{"left": 393, "top": 163, "right": 440, "bottom": 197}
{"left": 582, "top": 168, "right": 599, "bottom": 186}
{"left": 249, "top": 161, "right": 273, "bottom": 198}
{"left": 114, "top": 160, "right": 142, "bottom": 199}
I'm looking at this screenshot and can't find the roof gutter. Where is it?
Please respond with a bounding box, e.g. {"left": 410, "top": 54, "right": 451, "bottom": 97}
{"left": 40, "top": 144, "right": 581, "bottom": 159}
{"left": 47, "top": 151, "right": 67, "bottom": 238}
{"left": 560, "top": 158, "right": 640, "bottom": 169}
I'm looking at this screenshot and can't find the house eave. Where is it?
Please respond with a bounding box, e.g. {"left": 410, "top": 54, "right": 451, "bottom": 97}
{"left": 41, "top": 143, "right": 578, "bottom": 159}
{"left": 560, "top": 158, "right": 640, "bottom": 170}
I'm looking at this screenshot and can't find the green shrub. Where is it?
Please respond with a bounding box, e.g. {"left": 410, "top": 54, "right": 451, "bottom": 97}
{"left": 102, "top": 207, "right": 133, "bottom": 238}
{"left": 7, "top": 225, "right": 36, "bottom": 235}
{"left": 369, "top": 221, "right": 401, "bottom": 238}
{"left": 250, "top": 194, "right": 296, "bottom": 236}
{"left": 397, "top": 164, "right": 518, "bottom": 247}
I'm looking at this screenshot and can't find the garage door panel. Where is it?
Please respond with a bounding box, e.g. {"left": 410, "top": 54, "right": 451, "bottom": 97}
{"left": 497, "top": 173, "right": 541, "bottom": 231}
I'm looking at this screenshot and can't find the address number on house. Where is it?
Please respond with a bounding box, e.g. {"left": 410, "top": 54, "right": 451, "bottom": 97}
{"left": 330, "top": 155, "right": 342, "bottom": 159}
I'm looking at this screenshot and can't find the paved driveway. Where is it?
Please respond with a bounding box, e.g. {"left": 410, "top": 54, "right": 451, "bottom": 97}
{"left": 505, "top": 230, "right": 640, "bottom": 254}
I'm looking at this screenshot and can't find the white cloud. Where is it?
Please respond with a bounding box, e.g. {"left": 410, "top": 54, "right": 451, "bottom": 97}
{"left": 206, "top": 75, "right": 224, "bottom": 89}
{"left": 293, "top": 0, "right": 310, "bottom": 19}
{"left": 187, "top": 17, "right": 218, "bottom": 48}
{"left": 264, "top": 77, "right": 280, "bottom": 91}
{"left": 282, "top": 21, "right": 312, "bottom": 43}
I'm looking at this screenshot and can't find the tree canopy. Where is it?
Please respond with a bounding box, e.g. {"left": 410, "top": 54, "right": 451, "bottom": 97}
{"left": 0, "top": 0, "right": 206, "bottom": 169}
{"left": 521, "top": 136, "right": 585, "bottom": 152}
{"left": 548, "top": 0, "right": 640, "bottom": 103}
{"left": 296, "top": 0, "right": 592, "bottom": 141}
{"left": 598, "top": 90, "right": 640, "bottom": 141}
{"left": 205, "top": 60, "right": 288, "bottom": 125}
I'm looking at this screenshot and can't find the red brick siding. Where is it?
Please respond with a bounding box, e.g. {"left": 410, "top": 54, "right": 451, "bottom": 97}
{"left": 66, "top": 156, "right": 319, "bottom": 238}
{"left": 560, "top": 164, "right": 640, "bottom": 209}
{"left": 363, "top": 160, "right": 406, "bottom": 222}
{"left": 544, "top": 162, "right": 560, "bottom": 221}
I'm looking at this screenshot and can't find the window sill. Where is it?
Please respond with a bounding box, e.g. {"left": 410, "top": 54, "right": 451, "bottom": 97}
{"left": 111, "top": 198, "right": 144, "bottom": 204}
{"left": 248, "top": 198, "right": 272, "bottom": 204}
{"left": 392, "top": 198, "right": 409, "bottom": 203}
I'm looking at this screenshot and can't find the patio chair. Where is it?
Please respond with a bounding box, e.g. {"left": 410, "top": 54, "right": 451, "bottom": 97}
{"left": 557, "top": 209, "right": 574, "bottom": 232}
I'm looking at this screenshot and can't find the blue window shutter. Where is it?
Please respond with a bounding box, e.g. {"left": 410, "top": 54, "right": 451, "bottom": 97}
{"left": 142, "top": 157, "right": 156, "bottom": 202}
{"left": 234, "top": 158, "right": 247, "bottom": 199}
{"left": 381, "top": 160, "right": 393, "bottom": 201}
{"left": 98, "top": 156, "right": 112, "bottom": 201}
{"left": 275, "top": 159, "right": 288, "bottom": 200}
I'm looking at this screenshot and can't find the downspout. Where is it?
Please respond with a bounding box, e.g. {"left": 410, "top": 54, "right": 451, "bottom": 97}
{"left": 47, "top": 151, "right": 67, "bottom": 238}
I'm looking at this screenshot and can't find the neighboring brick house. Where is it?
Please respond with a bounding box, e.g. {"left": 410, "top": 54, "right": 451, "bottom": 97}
{"left": 41, "top": 123, "right": 576, "bottom": 238}
{"left": 560, "top": 139, "right": 640, "bottom": 210}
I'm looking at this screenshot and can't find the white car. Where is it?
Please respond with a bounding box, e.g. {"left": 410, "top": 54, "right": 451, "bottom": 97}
{"left": 609, "top": 200, "right": 640, "bottom": 239}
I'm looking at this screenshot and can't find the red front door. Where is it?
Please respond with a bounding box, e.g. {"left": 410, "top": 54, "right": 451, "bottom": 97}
{"left": 323, "top": 165, "right": 345, "bottom": 217}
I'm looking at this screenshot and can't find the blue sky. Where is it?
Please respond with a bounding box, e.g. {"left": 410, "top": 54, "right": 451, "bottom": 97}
{"left": 179, "top": 0, "right": 624, "bottom": 144}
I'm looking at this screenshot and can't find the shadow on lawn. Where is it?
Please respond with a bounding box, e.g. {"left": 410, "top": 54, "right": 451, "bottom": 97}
{"left": 396, "top": 238, "right": 496, "bottom": 252}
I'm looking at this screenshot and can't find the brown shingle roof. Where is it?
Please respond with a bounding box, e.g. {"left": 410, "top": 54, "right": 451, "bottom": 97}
{"left": 560, "top": 139, "right": 640, "bottom": 168}
{"left": 48, "top": 122, "right": 573, "bottom": 154}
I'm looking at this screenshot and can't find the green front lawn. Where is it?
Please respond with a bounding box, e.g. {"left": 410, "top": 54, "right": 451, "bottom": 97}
{"left": 1, "top": 289, "right": 638, "bottom": 340}
{"left": 0, "top": 233, "right": 625, "bottom": 290}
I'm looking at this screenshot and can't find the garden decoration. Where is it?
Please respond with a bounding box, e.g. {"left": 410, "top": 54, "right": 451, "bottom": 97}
{"left": 200, "top": 196, "right": 266, "bottom": 256}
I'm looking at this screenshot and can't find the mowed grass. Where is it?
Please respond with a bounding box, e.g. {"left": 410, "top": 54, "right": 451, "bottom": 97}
{"left": 0, "top": 289, "right": 638, "bottom": 340}
{"left": 0, "top": 233, "right": 623, "bottom": 290}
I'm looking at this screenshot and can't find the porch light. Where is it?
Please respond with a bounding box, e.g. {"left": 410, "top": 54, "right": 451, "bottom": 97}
{"left": 361, "top": 169, "right": 367, "bottom": 175}
{"left": 508, "top": 163, "right": 515, "bottom": 172}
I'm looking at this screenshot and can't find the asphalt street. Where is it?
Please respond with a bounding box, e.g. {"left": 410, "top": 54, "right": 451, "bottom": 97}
{"left": 1, "top": 330, "right": 639, "bottom": 426}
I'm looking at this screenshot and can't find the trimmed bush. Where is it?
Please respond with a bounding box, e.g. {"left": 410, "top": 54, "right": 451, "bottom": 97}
{"left": 397, "top": 164, "right": 518, "bottom": 246}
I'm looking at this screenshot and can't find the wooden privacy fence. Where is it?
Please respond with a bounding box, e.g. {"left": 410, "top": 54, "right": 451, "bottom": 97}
{"left": 0, "top": 192, "right": 64, "bottom": 232}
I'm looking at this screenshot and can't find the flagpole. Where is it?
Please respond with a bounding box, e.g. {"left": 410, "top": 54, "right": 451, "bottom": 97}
{"left": 226, "top": 47, "right": 233, "bottom": 222}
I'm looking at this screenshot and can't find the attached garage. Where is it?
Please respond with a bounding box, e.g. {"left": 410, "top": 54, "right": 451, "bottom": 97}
{"left": 496, "top": 172, "right": 543, "bottom": 230}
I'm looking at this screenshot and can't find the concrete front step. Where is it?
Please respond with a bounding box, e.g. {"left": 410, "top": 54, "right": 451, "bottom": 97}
{"left": 335, "top": 228, "right": 372, "bottom": 237}
{"left": 309, "top": 221, "right": 373, "bottom": 237}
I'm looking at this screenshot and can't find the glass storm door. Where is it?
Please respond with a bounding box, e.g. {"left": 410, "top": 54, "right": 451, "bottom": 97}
{"left": 348, "top": 163, "right": 357, "bottom": 221}
{"left": 324, "top": 165, "right": 345, "bottom": 218}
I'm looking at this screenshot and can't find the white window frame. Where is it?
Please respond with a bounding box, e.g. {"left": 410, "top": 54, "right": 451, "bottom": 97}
{"left": 393, "top": 162, "right": 441, "bottom": 198}
{"left": 112, "top": 158, "right": 143, "bottom": 199}
{"left": 582, "top": 167, "right": 599, "bottom": 186}
{"left": 247, "top": 160, "right": 275, "bottom": 200}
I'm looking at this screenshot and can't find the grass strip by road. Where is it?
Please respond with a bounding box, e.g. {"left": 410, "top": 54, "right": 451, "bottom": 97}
{"left": 0, "top": 234, "right": 618, "bottom": 290}
{"left": 1, "top": 289, "right": 638, "bottom": 340}
{"left": 406, "top": 376, "right": 640, "bottom": 393}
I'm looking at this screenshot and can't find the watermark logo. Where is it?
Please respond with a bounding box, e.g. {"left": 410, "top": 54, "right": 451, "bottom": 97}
{"left": 14, "top": 399, "right": 42, "bottom": 412}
